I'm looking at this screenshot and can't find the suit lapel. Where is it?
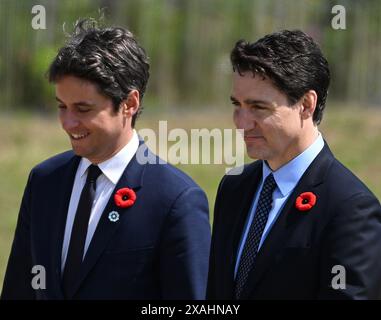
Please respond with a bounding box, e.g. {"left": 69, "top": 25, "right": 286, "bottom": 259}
{"left": 239, "top": 144, "right": 335, "bottom": 299}
{"left": 225, "top": 162, "right": 263, "bottom": 298}
{"left": 68, "top": 153, "right": 146, "bottom": 298}
{"left": 50, "top": 154, "right": 81, "bottom": 298}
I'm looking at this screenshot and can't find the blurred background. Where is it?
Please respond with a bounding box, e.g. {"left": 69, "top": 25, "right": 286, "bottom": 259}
{"left": 1, "top": 0, "right": 381, "bottom": 292}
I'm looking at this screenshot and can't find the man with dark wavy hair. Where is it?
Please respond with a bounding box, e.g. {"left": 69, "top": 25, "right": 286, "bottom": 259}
{"left": 207, "top": 30, "right": 381, "bottom": 299}
{"left": 2, "top": 20, "right": 211, "bottom": 300}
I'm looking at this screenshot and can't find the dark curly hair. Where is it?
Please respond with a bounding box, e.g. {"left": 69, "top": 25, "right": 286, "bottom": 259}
{"left": 48, "top": 19, "right": 150, "bottom": 127}
{"left": 231, "top": 30, "right": 330, "bottom": 125}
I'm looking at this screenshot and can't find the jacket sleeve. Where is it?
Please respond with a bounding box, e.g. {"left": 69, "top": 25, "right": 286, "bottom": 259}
{"left": 158, "top": 186, "right": 211, "bottom": 299}
{"left": 1, "top": 171, "right": 36, "bottom": 300}
{"left": 318, "top": 192, "right": 381, "bottom": 299}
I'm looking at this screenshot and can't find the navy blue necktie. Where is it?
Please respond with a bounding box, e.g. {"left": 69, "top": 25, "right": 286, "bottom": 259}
{"left": 235, "top": 173, "right": 277, "bottom": 299}
{"left": 62, "top": 164, "right": 102, "bottom": 298}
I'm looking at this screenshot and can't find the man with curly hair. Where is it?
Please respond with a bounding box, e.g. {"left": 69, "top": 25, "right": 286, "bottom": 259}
{"left": 2, "top": 20, "right": 211, "bottom": 300}
{"left": 207, "top": 30, "right": 381, "bottom": 300}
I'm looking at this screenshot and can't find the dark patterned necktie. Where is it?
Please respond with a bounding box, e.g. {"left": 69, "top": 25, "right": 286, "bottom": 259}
{"left": 62, "top": 164, "right": 102, "bottom": 297}
{"left": 235, "top": 173, "right": 277, "bottom": 299}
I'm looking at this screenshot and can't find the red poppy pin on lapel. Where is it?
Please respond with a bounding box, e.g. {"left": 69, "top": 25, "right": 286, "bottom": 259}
{"left": 114, "top": 187, "right": 136, "bottom": 208}
{"left": 295, "top": 192, "right": 316, "bottom": 212}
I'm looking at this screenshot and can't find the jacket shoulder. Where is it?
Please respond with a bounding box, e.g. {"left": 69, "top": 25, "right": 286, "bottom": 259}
{"left": 140, "top": 156, "right": 209, "bottom": 212}
{"left": 32, "top": 150, "right": 77, "bottom": 177}
{"left": 327, "top": 158, "right": 378, "bottom": 199}
{"left": 218, "top": 160, "right": 262, "bottom": 192}
{"left": 145, "top": 158, "right": 202, "bottom": 191}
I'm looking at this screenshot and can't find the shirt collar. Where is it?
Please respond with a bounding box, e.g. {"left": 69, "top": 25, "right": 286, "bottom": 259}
{"left": 78, "top": 129, "right": 140, "bottom": 184}
{"left": 262, "top": 133, "right": 325, "bottom": 197}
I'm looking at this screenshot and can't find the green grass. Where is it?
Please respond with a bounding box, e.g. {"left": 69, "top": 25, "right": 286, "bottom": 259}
{"left": 1, "top": 107, "right": 381, "bottom": 292}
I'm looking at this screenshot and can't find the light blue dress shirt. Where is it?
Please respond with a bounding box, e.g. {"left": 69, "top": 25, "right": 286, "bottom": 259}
{"left": 234, "top": 134, "right": 325, "bottom": 277}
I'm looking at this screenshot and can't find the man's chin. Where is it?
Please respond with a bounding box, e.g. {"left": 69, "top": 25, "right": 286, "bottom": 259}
{"left": 71, "top": 145, "right": 87, "bottom": 158}
{"left": 246, "top": 148, "right": 268, "bottom": 161}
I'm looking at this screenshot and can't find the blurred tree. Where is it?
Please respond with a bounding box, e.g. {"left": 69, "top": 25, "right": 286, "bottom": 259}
{"left": 0, "top": 0, "right": 380, "bottom": 112}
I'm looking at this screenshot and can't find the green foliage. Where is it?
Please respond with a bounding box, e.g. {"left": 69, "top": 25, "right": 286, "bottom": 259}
{"left": 25, "top": 46, "right": 58, "bottom": 110}
{"left": 1, "top": 0, "right": 381, "bottom": 111}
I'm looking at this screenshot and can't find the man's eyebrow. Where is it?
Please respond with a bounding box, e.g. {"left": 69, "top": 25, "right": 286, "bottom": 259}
{"left": 55, "top": 97, "right": 95, "bottom": 107}
{"left": 243, "top": 99, "right": 269, "bottom": 105}
{"left": 230, "top": 96, "right": 270, "bottom": 105}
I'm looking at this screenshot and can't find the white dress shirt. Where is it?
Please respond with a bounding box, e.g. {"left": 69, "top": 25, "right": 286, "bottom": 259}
{"left": 61, "top": 130, "right": 139, "bottom": 272}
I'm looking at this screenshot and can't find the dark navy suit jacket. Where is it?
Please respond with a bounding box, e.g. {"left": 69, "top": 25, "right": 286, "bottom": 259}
{"left": 207, "top": 144, "right": 381, "bottom": 299}
{"left": 2, "top": 144, "right": 211, "bottom": 299}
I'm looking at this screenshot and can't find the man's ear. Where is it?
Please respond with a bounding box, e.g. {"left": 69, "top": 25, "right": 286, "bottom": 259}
{"left": 121, "top": 89, "right": 140, "bottom": 117}
{"left": 300, "top": 90, "right": 317, "bottom": 120}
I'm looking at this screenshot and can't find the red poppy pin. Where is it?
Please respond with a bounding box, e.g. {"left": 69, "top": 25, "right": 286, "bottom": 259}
{"left": 295, "top": 192, "right": 317, "bottom": 212}
{"left": 114, "top": 187, "right": 136, "bottom": 208}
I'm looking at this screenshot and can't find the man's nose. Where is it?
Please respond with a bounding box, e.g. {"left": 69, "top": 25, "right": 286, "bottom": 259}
{"left": 234, "top": 108, "right": 256, "bottom": 130}
{"left": 61, "top": 111, "right": 80, "bottom": 131}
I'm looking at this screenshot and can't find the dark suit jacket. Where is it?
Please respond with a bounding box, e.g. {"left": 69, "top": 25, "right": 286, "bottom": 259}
{"left": 1, "top": 144, "right": 211, "bottom": 300}
{"left": 207, "top": 143, "right": 381, "bottom": 299}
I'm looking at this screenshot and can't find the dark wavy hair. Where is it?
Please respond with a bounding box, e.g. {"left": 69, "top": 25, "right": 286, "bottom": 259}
{"left": 231, "top": 30, "right": 330, "bottom": 125}
{"left": 48, "top": 19, "right": 150, "bottom": 127}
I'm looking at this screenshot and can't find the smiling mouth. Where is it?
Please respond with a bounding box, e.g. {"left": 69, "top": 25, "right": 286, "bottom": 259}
{"left": 70, "top": 132, "right": 90, "bottom": 140}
